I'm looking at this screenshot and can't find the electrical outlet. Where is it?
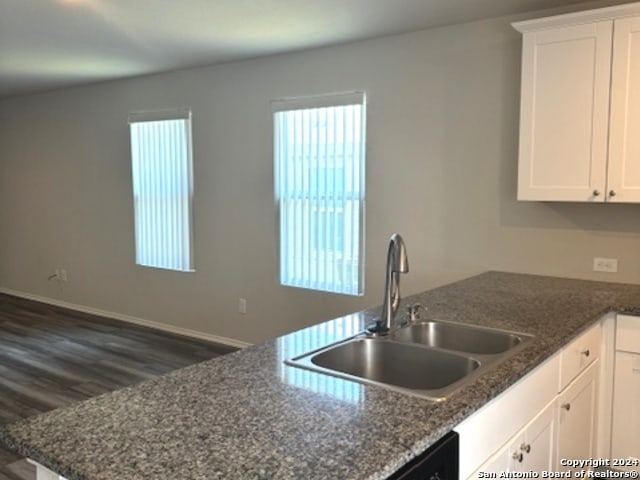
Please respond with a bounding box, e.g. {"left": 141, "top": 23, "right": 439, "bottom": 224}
{"left": 54, "top": 268, "right": 68, "bottom": 282}
{"left": 239, "top": 298, "right": 247, "bottom": 314}
{"left": 593, "top": 257, "right": 618, "bottom": 273}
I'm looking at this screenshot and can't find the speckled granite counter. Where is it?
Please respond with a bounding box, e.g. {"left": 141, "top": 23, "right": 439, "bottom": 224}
{"left": 2, "top": 272, "right": 640, "bottom": 480}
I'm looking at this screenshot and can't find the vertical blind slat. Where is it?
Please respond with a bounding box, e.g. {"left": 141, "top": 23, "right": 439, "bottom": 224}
{"left": 314, "top": 108, "right": 322, "bottom": 289}
{"left": 303, "top": 109, "right": 310, "bottom": 288}
{"left": 344, "top": 106, "right": 351, "bottom": 293}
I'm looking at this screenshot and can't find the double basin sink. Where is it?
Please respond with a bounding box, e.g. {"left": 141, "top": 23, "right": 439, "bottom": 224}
{"left": 286, "top": 319, "right": 533, "bottom": 401}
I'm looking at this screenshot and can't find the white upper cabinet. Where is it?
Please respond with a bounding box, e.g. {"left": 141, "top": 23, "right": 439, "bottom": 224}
{"left": 514, "top": 3, "right": 640, "bottom": 202}
{"left": 608, "top": 16, "right": 640, "bottom": 202}
{"left": 516, "top": 21, "right": 612, "bottom": 201}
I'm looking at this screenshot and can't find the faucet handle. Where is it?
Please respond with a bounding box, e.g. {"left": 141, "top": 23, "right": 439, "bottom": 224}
{"left": 406, "top": 303, "right": 425, "bottom": 322}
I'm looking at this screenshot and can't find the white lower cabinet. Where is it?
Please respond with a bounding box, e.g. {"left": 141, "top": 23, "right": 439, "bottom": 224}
{"left": 471, "top": 401, "right": 555, "bottom": 478}
{"left": 457, "top": 352, "right": 560, "bottom": 479}
{"left": 610, "top": 314, "right": 640, "bottom": 470}
{"left": 459, "top": 322, "right": 602, "bottom": 480}
{"left": 611, "top": 351, "right": 640, "bottom": 469}
{"left": 555, "top": 360, "right": 599, "bottom": 472}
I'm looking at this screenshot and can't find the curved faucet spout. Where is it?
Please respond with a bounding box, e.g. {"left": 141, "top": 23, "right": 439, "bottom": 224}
{"left": 368, "top": 233, "right": 409, "bottom": 336}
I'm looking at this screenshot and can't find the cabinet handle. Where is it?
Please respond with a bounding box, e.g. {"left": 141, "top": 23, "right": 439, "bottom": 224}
{"left": 521, "top": 443, "right": 531, "bottom": 454}
{"left": 593, "top": 189, "right": 600, "bottom": 197}
{"left": 512, "top": 452, "right": 524, "bottom": 463}
{"left": 609, "top": 190, "right": 617, "bottom": 197}
{"left": 561, "top": 403, "right": 571, "bottom": 411}
{"left": 581, "top": 349, "right": 590, "bottom": 357}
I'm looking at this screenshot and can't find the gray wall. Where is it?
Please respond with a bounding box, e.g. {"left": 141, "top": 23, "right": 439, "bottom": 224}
{"left": 1, "top": 4, "right": 639, "bottom": 344}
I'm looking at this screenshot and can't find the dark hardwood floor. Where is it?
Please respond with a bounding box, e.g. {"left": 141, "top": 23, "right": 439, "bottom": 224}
{"left": 0, "top": 293, "right": 238, "bottom": 480}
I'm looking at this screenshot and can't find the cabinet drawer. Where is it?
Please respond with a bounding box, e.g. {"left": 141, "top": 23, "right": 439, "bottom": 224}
{"left": 559, "top": 323, "right": 600, "bottom": 391}
{"left": 616, "top": 315, "right": 640, "bottom": 353}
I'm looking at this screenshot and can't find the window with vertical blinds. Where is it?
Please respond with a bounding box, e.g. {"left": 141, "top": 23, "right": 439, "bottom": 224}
{"left": 273, "top": 92, "right": 366, "bottom": 295}
{"left": 129, "top": 109, "right": 194, "bottom": 272}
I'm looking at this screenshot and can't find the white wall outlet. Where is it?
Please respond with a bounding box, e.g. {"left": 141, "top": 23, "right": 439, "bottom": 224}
{"left": 593, "top": 257, "right": 618, "bottom": 273}
{"left": 48, "top": 269, "right": 68, "bottom": 282}
{"left": 238, "top": 298, "right": 247, "bottom": 314}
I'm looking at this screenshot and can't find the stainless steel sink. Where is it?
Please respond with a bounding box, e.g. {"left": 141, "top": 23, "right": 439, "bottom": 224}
{"left": 285, "top": 319, "right": 533, "bottom": 401}
{"left": 390, "top": 320, "right": 528, "bottom": 354}
{"left": 311, "top": 338, "right": 480, "bottom": 391}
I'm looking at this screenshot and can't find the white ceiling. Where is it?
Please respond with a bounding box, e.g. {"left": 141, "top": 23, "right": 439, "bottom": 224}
{"left": 0, "top": 0, "right": 622, "bottom": 99}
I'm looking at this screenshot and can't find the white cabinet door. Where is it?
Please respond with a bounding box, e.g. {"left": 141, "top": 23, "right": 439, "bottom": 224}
{"left": 555, "top": 360, "right": 598, "bottom": 471}
{"left": 469, "top": 401, "right": 555, "bottom": 479}
{"left": 611, "top": 351, "right": 640, "bottom": 469}
{"left": 517, "top": 21, "right": 612, "bottom": 201}
{"left": 518, "top": 401, "right": 555, "bottom": 472}
{"left": 607, "top": 15, "right": 640, "bottom": 202}
{"left": 469, "top": 444, "right": 511, "bottom": 479}
{"left": 610, "top": 314, "right": 640, "bottom": 468}
{"left": 469, "top": 402, "right": 555, "bottom": 479}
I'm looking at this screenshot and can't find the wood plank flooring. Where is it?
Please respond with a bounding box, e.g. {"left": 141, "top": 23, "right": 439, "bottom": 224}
{"left": 0, "top": 293, "right": 238, "bottom": 480}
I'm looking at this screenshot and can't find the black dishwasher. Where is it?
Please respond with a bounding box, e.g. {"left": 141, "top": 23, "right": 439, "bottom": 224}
{"left": 387, "top": 431, "right": 459, "bottom": 480}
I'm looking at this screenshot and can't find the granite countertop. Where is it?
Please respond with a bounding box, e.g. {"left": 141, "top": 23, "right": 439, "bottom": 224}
{"left": 2, "top": 271, "right": 640, "bottom": 480}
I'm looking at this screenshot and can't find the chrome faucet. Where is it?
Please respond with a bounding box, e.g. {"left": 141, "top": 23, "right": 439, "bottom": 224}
{"left": 367, "top": 233, "right": 409, "bottom": 335}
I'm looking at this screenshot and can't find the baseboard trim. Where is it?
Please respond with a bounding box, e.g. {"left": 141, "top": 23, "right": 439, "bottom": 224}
{"left": 0, "top": 287, "right": 252, "bottom": 349}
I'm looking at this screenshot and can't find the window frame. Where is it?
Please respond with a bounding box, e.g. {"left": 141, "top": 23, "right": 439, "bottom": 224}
{"left": 273, "top": 91, "right": 366, "bottom": 296}
{"left": 128, "top": 108, "right": 195, "bottom": 273}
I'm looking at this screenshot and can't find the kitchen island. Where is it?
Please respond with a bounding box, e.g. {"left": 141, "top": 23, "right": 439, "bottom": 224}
{"left": 1, "top": 271, "right": 639, "bottom": 480}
